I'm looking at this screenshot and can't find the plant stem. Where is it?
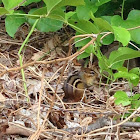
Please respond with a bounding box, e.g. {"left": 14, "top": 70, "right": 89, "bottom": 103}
{"left": 18, "top": 19, "right": 39, "bottom": 101}
{"left": 121, "top": 0, "right": 125, "bottom": 19}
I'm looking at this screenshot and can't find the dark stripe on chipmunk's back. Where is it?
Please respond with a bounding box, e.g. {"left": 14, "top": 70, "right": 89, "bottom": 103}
{"left": 63, "top": 74, "right": 80, "bottom": 97}
{"left": 75, "top": 80, "right": 84, "bottom": 89}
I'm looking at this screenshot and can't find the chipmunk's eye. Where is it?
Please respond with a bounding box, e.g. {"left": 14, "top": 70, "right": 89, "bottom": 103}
{"left": 90, "top": 71, "right": 94, "bottom": 75}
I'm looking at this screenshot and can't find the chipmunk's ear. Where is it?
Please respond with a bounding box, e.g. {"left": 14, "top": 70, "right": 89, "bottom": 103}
{"left": 78, "top": 59, "right": 89, "bottom": 68}
{"left": 78, "top": 59, "right": 85, "bottom": 67}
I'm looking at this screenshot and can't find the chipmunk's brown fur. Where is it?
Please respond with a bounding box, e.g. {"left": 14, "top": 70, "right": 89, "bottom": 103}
{"left": 63, "top": 68, "right": 96, "bottom": 102}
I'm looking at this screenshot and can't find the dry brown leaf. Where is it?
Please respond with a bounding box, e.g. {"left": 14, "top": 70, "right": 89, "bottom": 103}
{"left": 31, "top": 51, "right": 44, "bottom": 61}
{"left": 0, "top": 93, "right": 5, "bottom": 102}
{"left": 80, "top": 117, "right": 92, "bottom": 127}
{"left": 44, "top": 39, "right": 54, "bottom": 52}
{"left": 129, "top": 131, "right": 140, "bottom": 139}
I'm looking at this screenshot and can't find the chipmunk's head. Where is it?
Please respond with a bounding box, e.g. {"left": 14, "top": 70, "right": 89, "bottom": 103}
{"left": 80, "top": 68, "right": 96, "bottom": 87}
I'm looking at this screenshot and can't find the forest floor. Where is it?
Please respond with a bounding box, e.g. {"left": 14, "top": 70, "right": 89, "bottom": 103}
{"left": 0, "top": 21, "right": 140, "bottom": 140}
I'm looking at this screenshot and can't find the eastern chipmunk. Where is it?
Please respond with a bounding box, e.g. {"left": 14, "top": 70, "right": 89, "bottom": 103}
{"left": 63, "top": 68, "right": 96, "bottom": 102}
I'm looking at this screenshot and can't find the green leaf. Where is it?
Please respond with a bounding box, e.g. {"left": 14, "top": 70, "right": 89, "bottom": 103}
{"left": 2, "top": 0, "right": 23, "bottom": 10}
{"left": 65, "top": 11, "right": 76, "bottom": 21}
{"left": 31, "top": 7, "right": 47, "bottom": 15}
{"left": 76, "top": 2, "right": 98, "bottom": 20}
{"left": 129, "top": 67, "right": 140, "bottom": 76}
{"left": 0, "top": 7, "right": 9, "bottom": 15}
{"left": 111, "top": 11, "right": 140, "bottom": 44}
{"left": 56, "top": 0, "right": 85, "bottom": 7}
{"left": 101, "top": 33, "right": 114, "bottom": 45}
{"left": 22, "top": 0, "right": 41, "bottom": 6}
{"left": 48, "top": 8, "right": 65, "bottom": 21}
{"left": 92, "top": 17, "right": 113, "bottom": 32}
{"left": 114, "top": 71, "right": 138, "bottom": 81}
{"left": 135, "top": 117, "right": 140, "bottom": 122}
{"left": 77, "top": 52, "right": 90, "bottom": 59}
{"left": 132, "top": 94, "right": 140, "bottom": 100}
{"left": 102, "top": 16, "right": 112, "bottom": 24}
{"left": 114, "top": 91, "right": 131, "bottom": 106}
{"left": 43, "top": 0, "right": 85, "bottom": 10}
{"left": 112, "top": 26, "right": 130, "bottom": 46}
{"left": 85, "top": 44, "right": 95, "bottom": 53}
{"left": 36, "top": 18, "right": 63, "bottom": 32}
{"left": 109, "top": 47, "right": 140, "bottom": 69}
{"left": 30, "top": 7, "right": 65, "bottom": 21}
{"left": 127, "top": 10, "right": 140, "bottom": 21}
{"left": 68, "top": 19, "right": 99, "bottom": 34}
{"left": 117, "top": 67, "right": 128, "bottom": 72}
{"left": 43, "top": 0, "right": 62, "bottom": 13}
{"left": 98, "top": 54, "right": 112, "bottom": 75}
{"left": 95, "top": 0, "right": 111, "bottom": 6}
{"left": 114, "top": 70, "right": 139, "bottom": 86}
{"left": 5, "top": 11, "right": 26, "bottom": 37}
{"left": 75, "top": 36, "right": 91, "bottom": 47}
{"left": 111, "top": 15, "right": 123, "bottom": 27}
{"left": 127, "top": 10, "right": 140, "bottom": 44}
{"left": 131, "top": 94, "right": 140, "bottom": 109}
{"left": 28, "top": 8, "right": 63, "bottom": 32}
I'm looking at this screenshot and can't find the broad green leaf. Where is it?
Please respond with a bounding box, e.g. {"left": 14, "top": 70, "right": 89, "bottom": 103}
{"left": 111, "top": 11, "right": 140, "bottom": 44}
{"left": 95, "top": 0, "right": 111, "bottom": 6}
{"left": 30, "top": 7, "right": 65, "bottom": 21}
{"left": 102, "top": 16, "right": 112, "bottom": 24}
{"left": 68, "top": 19, "right": 99, "bottom": 34}
{"left": 129, "top": 28, "right": 140, "bottom": 44}
{"left": 127, "top": 10, "right": 140, "bottom": 44}
{"left": 94, "top": 1, "right": 119, "bottom": 17}
{"left": 36, "top": 18, "right": 63, "bottom": 32}
{"left": 27, "top": 8, "right": 39, "bottom": 25}
{"left": 114, "top": 71, "right": 136, "bottom": 81}
{"left": 43, "top": 0, "right": 62, "bottom": 13}
{"left": 76, "top": 2, "right": 98, "bottom": 20}
{"left": 111, "top": 15, "right": 122, "bottom": 26}
{"left": 56, "top": 0, "right": 85, "bottom": 7}
{"left": 131, "top": 94, "right": 140, "bottom": 100}
{"left": 65, "top": 12, "right": 76, "bottom": 21}
{"left": 31, "top": 7, "right": 47, "bottom": 15}
{"left": 127, "top": 10, "right": 140, "bottom": 21}
{"left": 0, "top": 7, "right": 9, "bottom": 15}
{"left": 114, "top": 71, "right": 139, "bottom": 86}
{"left": 85, "top": 44, "right": 95, "bottom": 53}
{"left": 2, "top": 0, "right": 23, "bottom": 10}
{"left": 114, "top": 91, "right": 131, "bottom": 106}
{"left": 77, "top": 52, "right": 90, "bottom": 59}
{"left": 109, "top": 47, "right": 140, "bottom": 69}
{"left": 117, "top": 67, "right": 128, "bottom": 72}
{"left": 28, "top": 8, "right": 63, "bottom": 32}
{"left": 43, "top": 0, "right": 85, "bottom": 10}
{"left": 92, "top": 17, "right": 113, "bottom": 32}
{"left": 48, "top": 8, "right": 65, "bottom": 21}
{"left": 129, "top": 67, "right": 140, "bottom": 76}
{"left": 135, "top": 117, "right": 140, "bottom": 122}
{"left": 131, "top": 94, "right": 140, "bottom": 109}
{"left": 5, "top": 11, "right": 26, "bottom": 37}
{"left": 110, "top": 61, "right": 124, "bottom": 70}
{"left": 112, "top": 26, "right": 130, "bottom": 46}
{"left": 22, "top": 0, "right": 41, "bottom": 6}
{"left": 75, "top": 36, "right": 91, "bottom": 47}
{"left": 101, "top": 34, "right": 114, "bottom": 45}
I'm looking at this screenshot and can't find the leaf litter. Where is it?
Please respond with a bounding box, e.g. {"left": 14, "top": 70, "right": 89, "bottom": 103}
{"left": 0, "top": 22, "right": 140, "bottom": 140}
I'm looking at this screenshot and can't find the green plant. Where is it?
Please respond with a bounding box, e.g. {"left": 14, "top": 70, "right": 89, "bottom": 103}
{"left": 114, "top": 91, "right": 140, "bottom": 121}
{"left": 0, "top": 0, "right": 140, "bottom": 108}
